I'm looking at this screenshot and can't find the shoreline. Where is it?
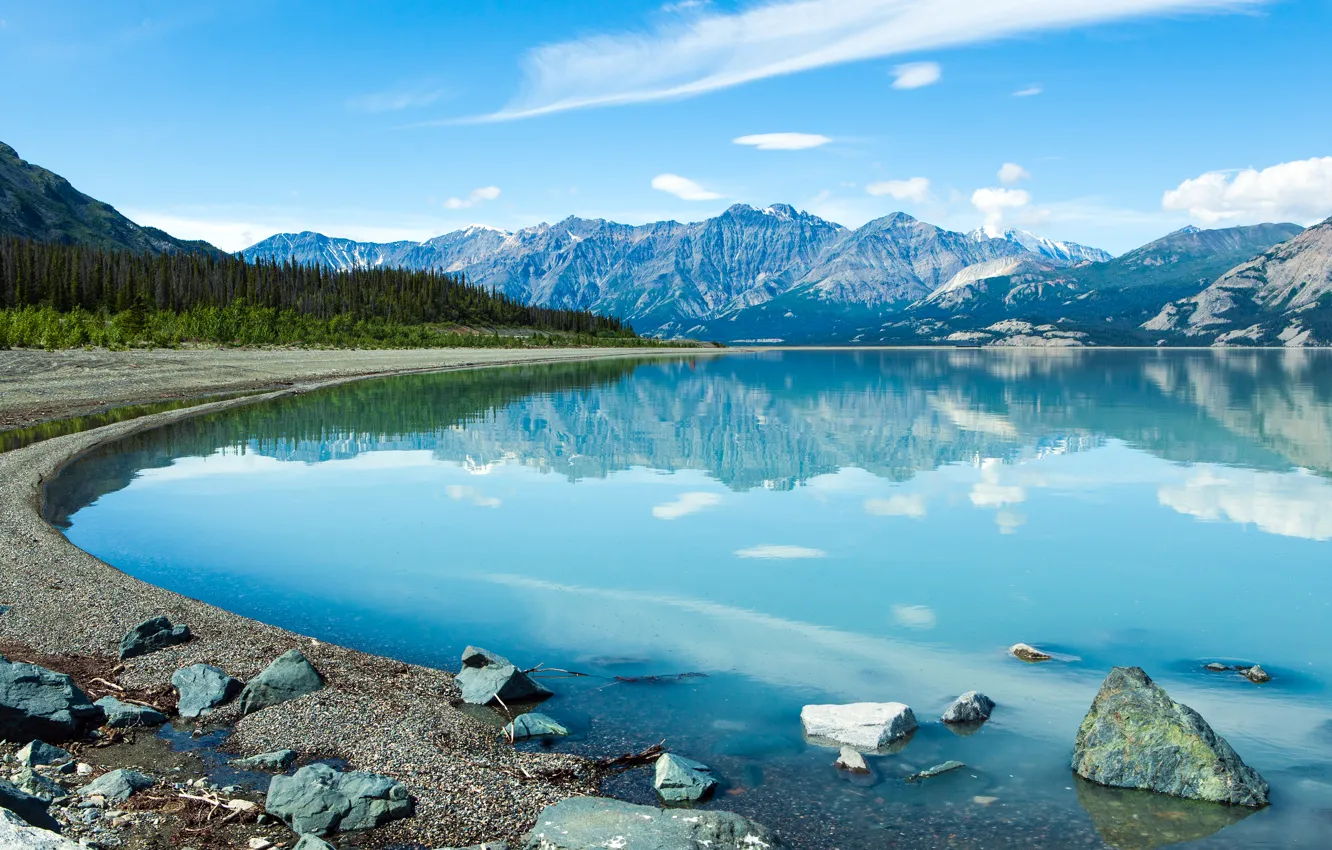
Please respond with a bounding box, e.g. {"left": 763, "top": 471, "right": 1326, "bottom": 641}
{"left": 0, "top": 346, "right": 709, "bottom": 847}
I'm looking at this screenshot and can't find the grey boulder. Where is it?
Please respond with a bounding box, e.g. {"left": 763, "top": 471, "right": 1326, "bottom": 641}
{"left": 292, "top": 836, "right": 337, "bottom": 850}
{"left": 172, "top": 664, "right": 242, "bottom": 718}
{"left": 503, "top": 712, "right": 569, "bottom": 741}
{"left": 232, "top": 749, "right": 298, "bottom": 771}
{"left": 239, "top": 650, "right": 324, "bottom": 715}
{"left": 941, "top": 691, "right": 996, "bottom": 725}
{"left": 1072, "top": 667, "right": 1269, "bottom": 807}
{"left": 0, "top": 779, "right": 60, "bottom": 831}
{"left": 12, "top": 769, "right": 66, "bottom": 803}
{"left": 265, "top": 763, "right": 413, "bottom": 836}
{"left": 0, "top": 807, "right": 82, "bottom": 848}
{"left": 93, "top": 696, "right": 167, "bottom": 728}
{"left": 79, "top": 769, "right": 155, "bottom": 804}
{"left": 16, "top": 741, "right": 70, "bottom": 768}
{"left": 521, "top": 796, "right": 783, "bottom": 849}
{"left": 0, "top": 659, "right": 104, "bottom": 742}
{"left": 455, "top": 647, "right": 551, "bottom": 706}
{"left": 653, "top": 753, "right": 717, "bottom": 804}
{"left": 119, "top": 616, "right": 191, "bottom": 660}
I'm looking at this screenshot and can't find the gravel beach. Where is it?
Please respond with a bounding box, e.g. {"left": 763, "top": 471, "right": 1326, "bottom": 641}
{"left": 0, "top": 346, "right": 704, "bottom": 848}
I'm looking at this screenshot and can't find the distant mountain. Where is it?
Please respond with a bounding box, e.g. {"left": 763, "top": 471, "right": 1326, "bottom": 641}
{"left": 1145, "top": 217, "right": 1332, "bottom": 345}
{"left": 0, "top": 142, "right": 218, "bottom": 254}
{"left": 973, "top": 229, "right": 1112, "bottom": 266}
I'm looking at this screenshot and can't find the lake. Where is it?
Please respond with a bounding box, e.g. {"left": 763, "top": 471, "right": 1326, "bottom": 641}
{"left": 47, "top": 350, "right": 1332, "bottom": 849}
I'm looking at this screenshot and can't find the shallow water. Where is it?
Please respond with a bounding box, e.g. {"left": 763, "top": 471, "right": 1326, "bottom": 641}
{"left": 48, "top": 350, "right": 1332, "bottom": 848}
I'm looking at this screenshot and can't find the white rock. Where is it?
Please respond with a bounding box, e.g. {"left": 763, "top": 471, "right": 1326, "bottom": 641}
{"left": 0, "top": 809, "right": 82, "bottom": 849}
{"left": 247, "top": 838, "right": 273, "bottom": 850}
{"left": 801, "top": 702, "right": 918, "bottom": 750}
{"left": 834, "top": 746, "right": 870, "bottom": 774}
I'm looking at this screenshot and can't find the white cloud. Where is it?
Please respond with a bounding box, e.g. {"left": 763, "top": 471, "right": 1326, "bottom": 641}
{"left": 446, "top": 484, "right": 501, "bottom": 508}
{"left": 865, "top": 494, "right": 927, "bottom": 518}
{"left": 445, "top": 186, "right": 502, "bottom": 210}
{"left": 653, "top": 491, "right": 722, "bottom": 519}
{"left": 651, "top": 173, "right": 723, "bottom": 201}
{"left": 971, "top": 186, "right": 1031, "bottom": 236}
{"left": 477, "top": 0, "right": 1266, "bottom": 121}
{"left": 866, "top": 177, "right": 931, "bottom": 203}
{"left": 891, "top": 61, "right": 942, "bottom": 90}
{"left": 1013, "top": 85, "right": 1043, "bottom": 97}
{"left": 661, "top": 0, "right": 710, "bottom": 12}
{"left": 1161, "top": 157, "right": 1332, "bottom": 225}
{"left": 733, "top": 132, "right": 832, "bottom": 150}
{"left": 998, "top": 162, "right": 1031, "bottom": 185}
{"left": 891, "top": 604, "right": 937, "bottom": 629}
{"left": 346, "top": 85, "right": 449, "bottom": 114}
{"left": 734, "top": 545, "right": 827, "bottom": 559}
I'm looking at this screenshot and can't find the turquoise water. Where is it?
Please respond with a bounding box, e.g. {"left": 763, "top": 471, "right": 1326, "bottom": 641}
{"left": 48, "top": 350, "right": 1332, "bottom": 849}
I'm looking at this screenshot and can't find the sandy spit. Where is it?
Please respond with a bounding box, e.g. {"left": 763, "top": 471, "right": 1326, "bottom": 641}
{"left": 0, "top": 346, "right": 706, "bottom": 847}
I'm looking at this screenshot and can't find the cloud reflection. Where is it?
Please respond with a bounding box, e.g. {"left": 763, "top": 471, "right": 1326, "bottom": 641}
{"left": 1159, "top": 467, "right": 1332, "bottom": 541}
{"left": 653, "top": 491, "right": 722, "bottom": 520}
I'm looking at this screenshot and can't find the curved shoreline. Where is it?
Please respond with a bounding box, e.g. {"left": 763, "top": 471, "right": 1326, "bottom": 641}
{"left": 0, "top": 347, "right": 705, "bottom": 847}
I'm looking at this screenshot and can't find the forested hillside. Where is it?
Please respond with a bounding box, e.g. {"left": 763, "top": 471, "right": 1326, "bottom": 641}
{"left": 0, "top": 238, "right": 650, "bottom": 349}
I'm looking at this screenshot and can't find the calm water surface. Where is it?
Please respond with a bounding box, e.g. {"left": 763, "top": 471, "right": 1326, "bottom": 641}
{"left": 48, "top": 350, "right": 1332, "bottom": 849}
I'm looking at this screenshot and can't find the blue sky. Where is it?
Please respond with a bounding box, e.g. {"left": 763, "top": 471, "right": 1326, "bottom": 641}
{"left": 2, "top": 0, "right": 1330, "bottom": 253}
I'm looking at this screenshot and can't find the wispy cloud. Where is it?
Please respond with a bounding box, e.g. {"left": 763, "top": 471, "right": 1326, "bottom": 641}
{"left": 1162, "top": 157, "right": 1332, "bottom": 225}
{"left": 733, "top": 132, "right": 832, "bottom": 150}
{"left": 651, "top": 173, "right": 723, "bottom": 201}
{"left": 1013, "top": 85, "right": 1044, "bottom": 97}
{"left": 475, "top": 0, "right": 1265, "bottom": 121}
{"left": 735, "top": 544, "right": 827, "bottom": 559}
{"left": 866, "top": 177, "right": 931, "bottom": 202}
{"left": 445, "top": 186, "right": 501, "bottom": 210}
{"left": 865, "top": 494, "right": 927, "bottom": 518}
{"left": 653, "top": 491, "right": 722, "bottom": 519}
{"left": 892, "top": 604, "right": 937, "bottom": 629}
{"left": 347, "top": 84, "right": 450, "bottom": 114}
{"left": 998, "top": 162, "right": 1031, "bottom": 185}
{"left": 891, "top": 61, "right": 941, "bottom": 89}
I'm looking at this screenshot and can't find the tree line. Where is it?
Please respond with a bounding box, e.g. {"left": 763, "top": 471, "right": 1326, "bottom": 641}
{"left": 0, "top": 236, "right": 632, "bottom": 336}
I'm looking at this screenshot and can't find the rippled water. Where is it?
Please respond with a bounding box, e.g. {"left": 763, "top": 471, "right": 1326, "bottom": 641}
{"left": 48, "top": 350, "right": 1332, "bottom": 849}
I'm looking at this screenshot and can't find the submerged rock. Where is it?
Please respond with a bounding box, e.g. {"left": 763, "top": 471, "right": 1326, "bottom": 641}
{"left": 653, "top": 753, "right": 717, "bottom": 803}
{"left": 239, "top": 650, "right": 324, "bottom": 715}
{"left": 16, "top": 741, "right": 70, "bottom": 768}
{"left": 520, "top": 796, "right": 783, "bottom": 849}
{"left": 232, "top": 749, "right": 298, "bottom": 771}
{"left": 503, "top": 712, "right": 569, "bottom": 741}
{"left": 79, "top": 769, "right": 155, "bottom": 804}
{"left": 0, "top": 807, "right": 78, "bottom": 848}
{"left": 0, "top": 659, "right": 104, "bottom": 742}
{"left": 0, "top": 779, "right": 60, "bottom": 831}
{"left": 1075, "top": 777, "right": 1255, "bottom": 850}
{"left": 1010, "top": 643, "right": 1052, "bottom": 662}
{"left": 941, "top": 691, "right": 995, "bottom": 725}
{"left": 908, "top": 760, "right": 966, "bottom": 782}
{"left": 1072, "top": 667, "right": 1268, "bottom": 807}
{"left": 834, "top": 746, "right": 871, "bottom": 775}
{"left": 93, "top": 696, "right": 167, "bottom": 728}
{"left": 119, "top": 616, "right": 191, "bottom": 660}
{"left": 266, "top": 763, "right": 413, "bottom": 836}
{"left": 801, "top": 702, "right": 918, "bottom": 751}
{"left": 455, "top": 647, "right": 551, "bottom": 706}
{"left": 172, "top": 664, "right": 242, "bottom": 718}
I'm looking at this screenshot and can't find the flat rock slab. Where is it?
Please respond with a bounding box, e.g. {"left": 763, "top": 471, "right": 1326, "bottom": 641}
{"left": 119, "top": 616, "right": 191, "bottom": 660}
{"left": 0, "top": 808, "right": 81, "bottom": 849}
{"left": 1072, "top": 666, "right": 1269, "bottom": 807}
{"left": 0, "top": 660, "right": 104, "bottom": 743}
{"left": 232, "top": 749, "right": 298, "bottom": 771}
{"left": 504, "top": 712, "right": 569, "bottom": 741}
{"left": 94, "top": 696, "right": 167, "bottom": 728}
{"left": 908, "top": 760, "right": 966, "bottom": 782}
{"left": 801, "top": 702, "right": 917, "bottom": 751}
{"left": 456, "top": 647, "right": 551, "bottom": 706}
{"left": 240, "top": 650, "right": 324, "bottom": 715}
{"left": 521, "top": 796, "right": 783, "bottom": 849}
{"left": 172, "top": 664, "right": 242, "bottom": 718}
{"left": 266, "top": 763, "right": 413, "bottom": 836}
